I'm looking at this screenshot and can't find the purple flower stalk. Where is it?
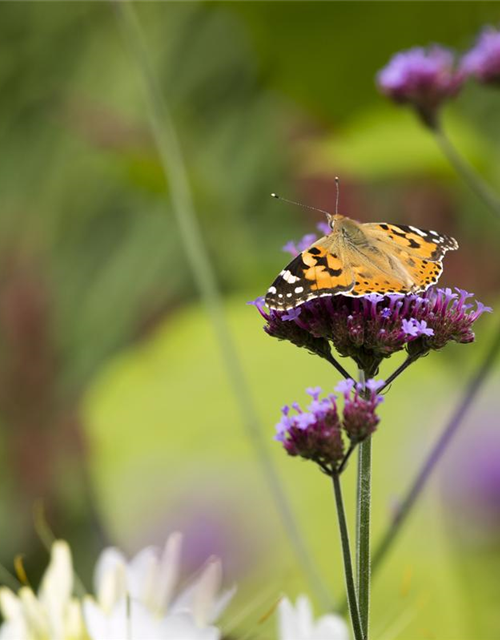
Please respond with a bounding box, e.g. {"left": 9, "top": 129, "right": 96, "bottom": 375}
{"left": 377, "top": 46, "right": 464, "bottom": 127}
{"left": 250, "top": 288, "right": 491, "bottom": 376}
{"left": 461, "top": 27, "right": 500, "bottom": 85}
{"left": 276, "top": 382, "right": 384, "bottom": 473}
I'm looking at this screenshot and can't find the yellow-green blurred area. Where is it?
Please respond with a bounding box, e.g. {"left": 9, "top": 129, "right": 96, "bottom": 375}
{"left": 1, "top": 2, "right": 500, "bottom": 639}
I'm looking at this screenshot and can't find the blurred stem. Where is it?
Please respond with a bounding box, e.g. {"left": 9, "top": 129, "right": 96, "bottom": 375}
{"left": 332, "top": 472, "right": 364, "bottom": 640}
{"left": 325, "top": 350, "right": 353, "bottom": 380}
{"left": 371, "top": 318, "right": 500, "bottom": 576}
{"left": 356, "top": 369, "right": 371, "bottom": 639}
{"left": 378, "top": 352, "right": 420, "bottom": 393}
{"left": 433, "top": 124, "right": 500, "bottom": 221}
{"left": 113, "top": 1, "right": 331, "bottom": 609}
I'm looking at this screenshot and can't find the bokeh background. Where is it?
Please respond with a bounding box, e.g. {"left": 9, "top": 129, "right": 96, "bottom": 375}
{"left": 1, "top": 2, "right": 500, "bottom": 639}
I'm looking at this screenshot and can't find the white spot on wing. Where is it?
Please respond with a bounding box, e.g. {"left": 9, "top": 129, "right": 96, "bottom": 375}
{"left": 268, "top": 286, "right": 277, "bottom": 294}
{"left": 282, "top": 269, "right": 300, "bottom": 284}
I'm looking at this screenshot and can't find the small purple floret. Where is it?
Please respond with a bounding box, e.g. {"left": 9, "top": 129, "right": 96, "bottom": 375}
{"left": 461, "top": 27, "right": 500, "bottom": 85}
{"left": 275, "top": 381, "right": 384, "bottom": 470}
{"left": 377, "top": 46, "right": 464, "bottom": 126}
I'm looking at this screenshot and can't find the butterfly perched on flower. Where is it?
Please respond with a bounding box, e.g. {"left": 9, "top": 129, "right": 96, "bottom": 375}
{"left": 266, "top": 201, "right": 458, "bottom": 311}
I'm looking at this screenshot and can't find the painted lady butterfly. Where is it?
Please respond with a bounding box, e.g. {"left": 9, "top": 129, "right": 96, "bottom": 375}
{"left": 266, "top": 212, "right": 458, "bottom": 311}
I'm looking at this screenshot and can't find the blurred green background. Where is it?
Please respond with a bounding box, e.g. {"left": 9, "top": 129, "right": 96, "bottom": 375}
{"left": 1, "top": 2, "right": 500, "bottom": 638}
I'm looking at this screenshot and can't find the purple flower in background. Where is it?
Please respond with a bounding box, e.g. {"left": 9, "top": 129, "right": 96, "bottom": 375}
{"left": 276, "top": 382, "right": 384, "bottom": 472}
{"left": 281, "top": 223, "right": 333, "bottom": 257}
{"left": 461, "top": 26, "right": 500, "bottom": 85}
{"left": 377, "top": 46, "right": 464, "bottom": 127}
{"left": 250, "top": 288, "right": 491, "bottom": 376}
{"left": 283, "top": 233, "right": 318, "bottom": 257}
{"left": 441, "top": 421, "right": 500, "bottom": 542}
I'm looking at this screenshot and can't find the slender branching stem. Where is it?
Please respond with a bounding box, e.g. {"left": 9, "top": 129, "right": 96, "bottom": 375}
{"left": 114, "top": 2, "right": 331, "bottom": 608}
{"left": 332, "top": 473, "right": 364, "bottom": 640}
{"left": 379, "top": 353, "right": 420, "bottom": 394}
{"left": 371, "top": 318, "right": 500, "bottom": 575}
{"left": 325, "top": 350, "right": 354, "bottom": 380}
{"left": 432, "top": 123, "right": 500, "bottom": 221}
{"left": 355, "top": 370, "right": 371, "bottom": 639}
{"left": 338, "top": 443, "right": 356, "bottom": 475}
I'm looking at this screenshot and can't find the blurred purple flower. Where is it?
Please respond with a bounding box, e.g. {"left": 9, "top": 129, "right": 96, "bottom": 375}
{"left": 461, "top": 27, "right": 500, "bottom": 85}
{"left": 276, "top": 382, "right": 384, "bottom": 472}
{"left": 283, "top": 233, "right": 318, "bottom": 257}
{"left": 441, "top": 422, "right": 500, "bottom": 542}
{"left": 250, "top": 288, "right": 491, "bottom": 375}
{"left": 377, "top": 46, "right": 464, "bottom": 127}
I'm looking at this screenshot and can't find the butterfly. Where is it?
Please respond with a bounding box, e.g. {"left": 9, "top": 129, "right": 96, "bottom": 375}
{"left": 265, "top": 213, "right": 458, "bottom": 311}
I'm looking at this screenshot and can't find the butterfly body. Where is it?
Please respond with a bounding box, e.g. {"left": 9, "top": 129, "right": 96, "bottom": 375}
{"left": 266, "top": 214, "right": 458, "bottom": 310}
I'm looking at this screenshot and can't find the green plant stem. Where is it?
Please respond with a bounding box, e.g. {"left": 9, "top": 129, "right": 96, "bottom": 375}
{"left": 433, "top": 124, "right": 500, "bottom": 221}
{"left": 356, "top": 439, "right": 372, "bottom": 639}
{"left": 356, "top": 370, "right": 371, "bottom": 639}
{"left": 332, "top": 472, "right": 364, "bottom": 640}
{"left": 113, "top": 1, "right": 331, "bottom": 609}
{"left": 378, "top": 353, "right": 420, "bottom": 394}
{"left": 325, "top": 350, "right": 354, "bottom": 381}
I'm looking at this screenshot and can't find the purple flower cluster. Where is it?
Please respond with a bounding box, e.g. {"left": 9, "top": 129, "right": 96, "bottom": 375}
{"left": 378, "top": 27, "right": 500, "bottom": 125}
{"left": 250, "top": 288, "right": 491, "bottom": 375}
{"left": 377, "top": 46, "right": 463, "bottom": 126}
{"left": 461, "top": 27, "right": 500, "bottom": 84}
{"left": 276, "top": 382, "right": 384, "bottom": 472}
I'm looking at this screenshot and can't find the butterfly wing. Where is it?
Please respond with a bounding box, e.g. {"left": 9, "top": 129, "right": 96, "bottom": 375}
{"left": 362, "top": 223, "right": 458, "bottom": 261}
{"left": 358, "top": 222, "right": 457, "bottom": 293}
{"left": 265, "top": 238, "right": 354, "bottom": 310}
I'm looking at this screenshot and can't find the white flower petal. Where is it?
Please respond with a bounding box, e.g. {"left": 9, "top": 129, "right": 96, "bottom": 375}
{"left": 312, "top": 614, "right": 350, "bottom": 640}
{"left": 278, "top": 595, "right": 349, "bottom": 640}
{"left": 278, "top": 597, "right": 303, "bottom": 640}
{"left": 162, "top": 613, "right": 220, "bottom": 640}
{"left": 39, "top": 540, "right": 74, "bottom": 639}
{"left": 94, "top": 548, "right": 128, "bottom": 612}
{"left": 0, "top": 589, "right": 22, "bottom": 621}
{"left": 127, "top": 546, "right": 159, "bottom": 609}
{"left": 171, "top": 558, "right": 226, "bottom": 626}
{"left": 154, "top": 531, "right": 183, "bottom": 613}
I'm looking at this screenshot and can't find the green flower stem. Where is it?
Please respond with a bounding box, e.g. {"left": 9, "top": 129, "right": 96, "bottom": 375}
{"left": 371, "top": 318, "right": 500, "bottom": 576}
{"left": 113, "top": 2, "right": 331, "bottom": 609}
{"left": 356, "top": 438, "right": 372, "bottom": 639}
{"left": 356, "top": 370, "right": 372, "bottom": 639}
{"left": 432, "top": 123, "right": 500, "bottom": 221}
{"left": 332, "top": 472, "right": 364, "bottom": 640}
{"left": 378, "top": 352, "right": 420, "bottom": 394}
{"left": 325, "top": 350, "right": 354, "bottom": 381}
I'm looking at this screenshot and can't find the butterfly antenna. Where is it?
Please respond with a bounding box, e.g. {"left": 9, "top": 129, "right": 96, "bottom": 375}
{"left": 335, "top": 176, "right": 340, "bottom": 215}
{"left": 270, "top": 193, "right": 332, "bottom": 217}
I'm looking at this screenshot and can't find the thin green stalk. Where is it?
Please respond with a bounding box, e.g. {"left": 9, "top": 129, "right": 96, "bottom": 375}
{"left": 356, "top": 439, "right": 372, "bottom": 638}
{"left": 433, "top": 124, "right": 500, "bottom": 221}
{"left": 332, "top": 473, "right": 364, "bottom": 640}
{"left": 356, "top": 370, "right": 371, "bottom": 639}
{"left": 113, "top": 2, "right": 330, "bottom": 608}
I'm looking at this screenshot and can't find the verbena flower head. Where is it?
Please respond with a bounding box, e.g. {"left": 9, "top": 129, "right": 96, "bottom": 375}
{"left": 278, "top": 595, "right": 349, "bottom": 640}
{"left": 461, "top": 26, "right": 500, "bottom": 85}
{"left": 276, "top": 382, "right": 383, "bottom": 472}
{"left": 252, "top": 288, "right": 491, "bottom": 377}
{"left": 377, "top": 46, "right": 464, "bottom": 127}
